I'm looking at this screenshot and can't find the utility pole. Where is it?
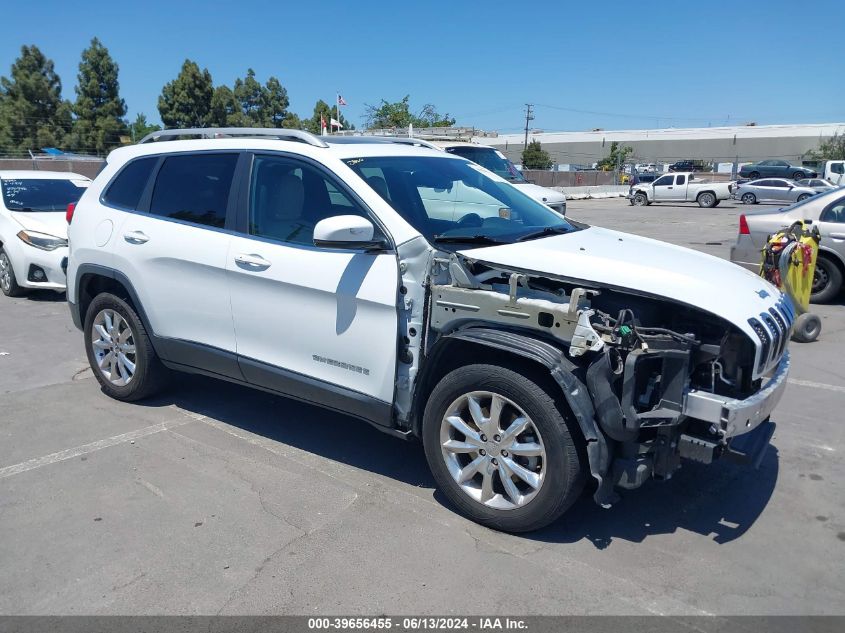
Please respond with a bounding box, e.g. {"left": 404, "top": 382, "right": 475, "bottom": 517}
{"left": 523, "top": 104, "right": 534, "bottom": 149}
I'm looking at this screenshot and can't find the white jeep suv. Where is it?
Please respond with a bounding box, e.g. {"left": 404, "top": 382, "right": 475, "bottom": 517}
{"left": 67, "top": 128, "right": 792, "bottom": 532}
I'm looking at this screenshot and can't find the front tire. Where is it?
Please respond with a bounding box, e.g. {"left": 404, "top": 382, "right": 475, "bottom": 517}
{"left": 697, "top": 192, "right": 717, "bottom": 208}
{"left": 84, "top": 293, "right": 166, "bottom": 401}
{"left": 811, "top": 256, "right": 843, "bottom": 304}
{"left": 0, "top": 247, "right": 25, "bottom": 297}
{"left": 632, "top": 192, "right": 648, "bottom": 206}
{"left": 422, "top": 364, "right": 585, "bottom": 533}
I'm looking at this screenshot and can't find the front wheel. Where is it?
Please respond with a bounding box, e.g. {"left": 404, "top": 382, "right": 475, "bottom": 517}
{"left": 632, "top": 192, "right": 648, "bottom": 206}
{"left": 793, "top": 172, "right": 805, "bottom": 181}
{"left": 0, "top": 247, "right": 25, "bottom": 297}
{"left": 84, "top": 293, "right": 167, "bottom": 401}
{"left": 422, "top": 364, "right": 585, "bottom": 533}
{"left": 697, "top": 192, "right": 717, "bottom": 208}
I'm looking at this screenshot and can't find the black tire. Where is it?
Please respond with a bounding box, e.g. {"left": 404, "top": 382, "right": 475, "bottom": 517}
{"left": 797, "top": 193, "right": 811, "bottom": 202}
{"left": 83, "top": 293, "right": 166, "bottom": 401}
{"left": 741, "top": 192, "right": 757, "bottom": 204}
{"left": 632, "top": 192, "right": 648, "bottom": 206}
{"left": 791, "top": 313, "right": 821, "bottom": 343}
{"left": 793, "top": 172, "right": 805, "bottom": 181}
{"left": 697, "top": 192, "right": 717, "bottom": 208}
{"left": 422, "top": 364, "right": 585, "bottom": 533}
{"left": 0, "top": 247, "right": 26, "bottom": 297}
{"left": 810, "top": 256, "right": 843, "bottom": 304}
{"left": 712, "top": 200, "right": 721, "bottom": 207}
{"left": 749, "top": 171, "right": 760, "bottom": 179}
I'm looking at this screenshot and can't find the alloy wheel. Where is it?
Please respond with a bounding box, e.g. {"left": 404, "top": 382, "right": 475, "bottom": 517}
{"left": 440, "top": 391, "right": 546, "bottom": 510}
{"left": 0, "top": 252, "right": 10, "bottom": 293}
{"left": 90, "top": 309, "right": 137, "bottom": 387}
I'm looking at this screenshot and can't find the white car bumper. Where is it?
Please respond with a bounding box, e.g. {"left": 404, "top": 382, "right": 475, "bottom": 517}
{"left": 6, "top": 239, "right": 68, "bottom": 291}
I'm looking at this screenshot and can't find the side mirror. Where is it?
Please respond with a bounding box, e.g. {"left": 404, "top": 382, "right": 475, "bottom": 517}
{"left": 313, "top": 215, "right": 387, "bottom": 251}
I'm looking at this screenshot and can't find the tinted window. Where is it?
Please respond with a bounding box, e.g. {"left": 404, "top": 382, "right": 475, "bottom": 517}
{"left": 820, "top": 197, "right": 845, "bottom": 223}
{"left": 756, "top": 180, "right": 773, "bottom": 187}
{"left": 248, "top": 155, "right": 370, "bottom": 246}
{"left": 149, "top": 153, "right": 237, "bottom": 228}
{"left": 676, "top": 174, "right": 686, "bottom": 185}
{"left": 772, "top": 180, "right": 789, "bottom": 188}
{"left": 103, "top": 157, "right": 157, "bottom": 210}
{"left": 831, "top": 163, "right": 844, "bottom": 175}
{"left": 445, "top": 147, "right": 526, "bottom": 182}
{"left": 654, "top": 175, "right": 673, "bottom": 186}
{"left": 1, "top": 178, "right": 88, "bottom": 211}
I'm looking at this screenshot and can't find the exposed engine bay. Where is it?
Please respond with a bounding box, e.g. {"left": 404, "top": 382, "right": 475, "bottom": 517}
{"left": 412, "top": 251, "right": 776, "bottom": 506}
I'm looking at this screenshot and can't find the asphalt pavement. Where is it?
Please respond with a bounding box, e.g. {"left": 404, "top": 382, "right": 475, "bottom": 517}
{"left": 1, "top": 197, "right": 843, "bottom": 615}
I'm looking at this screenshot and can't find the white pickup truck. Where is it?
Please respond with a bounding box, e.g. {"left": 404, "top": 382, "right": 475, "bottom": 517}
{"left": 629, "top": 172, "right": 734, "bottom": 208}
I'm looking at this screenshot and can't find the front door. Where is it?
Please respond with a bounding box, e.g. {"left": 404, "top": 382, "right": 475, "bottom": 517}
{"left": 226, "top": 153, "right": 400, "bottom": 408}
{"left": 652, "top": 174, "right": 676, "bottom": 201}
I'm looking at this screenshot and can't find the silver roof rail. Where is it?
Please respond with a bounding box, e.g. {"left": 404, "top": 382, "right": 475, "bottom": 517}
{"left": 389, "top": 138, "right": 441, "bottom": 150}
{"left": 138, "top": 127, "right": 329, "bottom": 148}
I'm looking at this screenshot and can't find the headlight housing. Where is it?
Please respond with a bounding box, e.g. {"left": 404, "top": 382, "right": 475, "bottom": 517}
{"left": 17, "top": 230, "right": 68, "bottom": 251}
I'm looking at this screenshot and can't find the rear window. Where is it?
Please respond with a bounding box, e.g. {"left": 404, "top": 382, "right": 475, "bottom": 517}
{"left": 102, "top": 157, "right": 158, "bottom": 210}
{"left": 149, "top": 153, "right": 238, "bottom": 228}
{"left": 1, "top": 178, "right": 88, "bottom": 211}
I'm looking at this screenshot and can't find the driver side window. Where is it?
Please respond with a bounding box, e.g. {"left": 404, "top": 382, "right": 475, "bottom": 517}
{"left": 654, "top": 175, "right": 673, "bottom": 186}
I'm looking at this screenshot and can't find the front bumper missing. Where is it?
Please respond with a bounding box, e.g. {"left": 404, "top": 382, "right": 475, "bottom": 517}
{"left": 682, "top": 351, "right": 790, "bottom": 438}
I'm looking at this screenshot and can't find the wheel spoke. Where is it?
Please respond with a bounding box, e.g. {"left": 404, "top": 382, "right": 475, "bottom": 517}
{"left": 119, "top": 343, "right": 136, "bottom": 354}
{"left": 479, "top": 468, "right": 495, "bottom": 503}
{"left": 488, "top": 394, "right": 504, "bottom": 434}
{"left": 118, "top": 327, "right": 133, "bottom": 344}
{"left": 446, "top": 415, "right": 482, "bottom": 444}
{"left": 507, "top": 441, "right": 543, "bottom": 457}
{"left": 92, "top": 339, "right": 111, "bottom": 350}
{"left": 503, "top": 456, "right": 540, "bottom": 490}
{"left": 103, "top": 311, "right": 113, "bottom": 335}
{"left": 99, "top": 351, "right": 114, "bottom": 371}
{"left": 502, "top": 416, "right": 530, "bottom": 443}
{"left": 94, "top": 324, "right": 110, "bottom": 341}
{"left": 466, "top": 395, "right": 485, "bottom": 429}
{"left": 498, "top": 461, "right": 523, "bottom": 505}
{"left": 443, "top": 439, "right": 481, "bottom": 454}
{"left": 119, "top": 353, "right": 135, "bottom": 376}
{"left": 458, "top": 455, "right": 485, "bottom": 483}
{"left": 109, "top": 353, "right": 119, "bottom": 379}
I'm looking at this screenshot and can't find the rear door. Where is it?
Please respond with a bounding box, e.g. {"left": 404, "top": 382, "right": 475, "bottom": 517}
{"left": 226, "top": 152, "right": 400, "bottom": 410}
{"left": 112, "top": 151, "right": 241, "bottom": 375}
{"left": 671, "top": 173, "right": 688, "bottom": 200}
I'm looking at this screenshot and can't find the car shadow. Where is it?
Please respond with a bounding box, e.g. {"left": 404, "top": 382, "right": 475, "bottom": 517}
{"left": 23, "top": 290, "right": 66, "bottom": 302}
{"left": 130, "top": 372, "right": 777, "bottom": 548}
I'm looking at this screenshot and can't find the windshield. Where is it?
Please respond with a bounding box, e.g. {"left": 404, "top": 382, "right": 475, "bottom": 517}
{"left": 444, "top": 146, "right": 527, "bottom": 183}
{"left": 345, "top": 156, "right": 576, "bottom": 246}
{"left": 1, "top": 178, "right": 88, "bottom": 211}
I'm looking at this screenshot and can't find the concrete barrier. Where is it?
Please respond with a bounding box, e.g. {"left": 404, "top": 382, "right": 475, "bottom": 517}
{"left": 553, "top": 185, "right": 630, "bottom": 200}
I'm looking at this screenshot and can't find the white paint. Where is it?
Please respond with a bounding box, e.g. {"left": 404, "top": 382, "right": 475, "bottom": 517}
{"left": 787, "top": 378, "right": 845, "bottom": 394}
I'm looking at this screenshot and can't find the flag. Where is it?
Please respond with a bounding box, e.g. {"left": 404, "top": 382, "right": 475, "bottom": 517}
{"left": 330, "top": 118, "right": 343, "bottom": 129}
{"left": 337, "top": 94, "right": 347, "bottom": 106}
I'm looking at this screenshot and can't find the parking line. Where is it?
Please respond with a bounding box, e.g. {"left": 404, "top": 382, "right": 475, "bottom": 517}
{"left": 788, "top": 378, "right": 845, "bottom": 394}
{"left": 0, "top": 416, "right": 194, "bottom": 480}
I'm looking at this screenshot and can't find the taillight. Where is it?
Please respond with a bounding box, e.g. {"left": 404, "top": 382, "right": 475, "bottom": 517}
{"left": 66, "top": 202, "right": 76, "bottom": 224}
{"left": 739, "top": 214, "right": 750, "bottom": 235}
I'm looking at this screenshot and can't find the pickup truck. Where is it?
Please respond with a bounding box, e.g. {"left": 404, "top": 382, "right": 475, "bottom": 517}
{"left": 629, "top": 172, "right": 734, "bottom": 208}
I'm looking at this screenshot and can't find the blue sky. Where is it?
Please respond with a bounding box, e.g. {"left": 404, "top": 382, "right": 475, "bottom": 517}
{"left": 2, "top": 0, "right": 843, "bottom": 133}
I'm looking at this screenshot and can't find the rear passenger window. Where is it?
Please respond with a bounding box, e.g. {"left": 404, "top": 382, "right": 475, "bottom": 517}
{"left": 149, "top": 153, "right": 237, "bottom": 228}
{"left": 676, "top": 175, "right": 685, "bottom": 185}
{"left": 102, "top": 157, "right": 157, "bottom": 210}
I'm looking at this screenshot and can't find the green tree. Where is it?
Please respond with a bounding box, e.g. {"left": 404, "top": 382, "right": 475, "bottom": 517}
{"left": 208, "top": 85, "right": 244, "bottom": 127}
{"left": 280, "top": 112, "right": 303, "bottom": 129}
{"left": 128, "top": 113, "right": 160, "bottom": 142}
{"left": 233, "top": 68, "right": 263, "bottom": 125}
{"left": 158, "top": 59, "right": 213, "bottom": 128}
{"left": 261, "top": 76, "right": 290, "bottom": 127}
{"left": 521, "top": 140, "right": 552, "bottom": 170}
{"left": 0, "top": 45, "right": 72, "bottom": 154}
{"left": 363, "top": 95, "right": 454, "bottom": 129}
{"left": 807, "top": 133, "right": 845, "bottom": 160}
{"left": 68, "top": 38, "right": 127, "bottom": 154}
{"left": 597, "top": 141, "right": 633, "bottom": 171}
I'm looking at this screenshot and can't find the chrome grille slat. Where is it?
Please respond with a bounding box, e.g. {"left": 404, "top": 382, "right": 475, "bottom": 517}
{"left": 760, "top": 313, "right": 781, "bottom": 367}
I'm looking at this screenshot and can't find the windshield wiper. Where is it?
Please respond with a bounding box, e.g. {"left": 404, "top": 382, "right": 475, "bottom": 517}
{"left": 432, "top": 234, "right": 507, "bottom": 245}
{"left": 516, "top": 226, "right": 571, "bottom": 242}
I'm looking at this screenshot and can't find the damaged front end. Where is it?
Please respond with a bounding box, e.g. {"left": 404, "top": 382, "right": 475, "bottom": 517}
{"left": 421, "top": 253, "right": 791, "bottom": 507}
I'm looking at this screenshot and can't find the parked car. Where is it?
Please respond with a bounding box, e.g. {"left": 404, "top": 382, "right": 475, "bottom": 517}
{"left": 635, "top": 162, "right": 657, "bottom": 173}
{"left": 67, "top": 127, "right": 792, "bottom": 532}
{"left": 739, "top": 160, "right": 817, "bottom": 180}
{"left": 631, "top": 172, "right": 659, "bottom": 184}
{"left": 730, "top": 188, "right": 845, "bottom": 302}
{"left": 434, "top": 141, "right": 567, "bottom": 215}
{"left": 629, "top": 172, "right": 734, "bottom": 207}
{"left": 796, "top": 178, "right": 838, "bottom": 194}
{"left": 733, "top": 178, "right": 817, "bottom": 204}
{"left": 668, "top": 160, "right": 704, "bottom": 172}
{"left": 0, "top": 170, "right": 90, "bottom": 297}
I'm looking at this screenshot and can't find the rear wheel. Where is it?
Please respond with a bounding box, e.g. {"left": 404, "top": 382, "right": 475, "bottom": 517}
{"left": 749, "top": 171, "right": 760, "bottom": 179}
{"left": 793, "top": 171, "right": 805, "bottom": 181}
{"left": 697, "top": 192, "right": 717, "bottom": 208}
{"left": 84, "top": 293, "right": 166, "bottom": 401}
{"left": 811, "top": 256, "right": 843, "bottom": 304}
{"left": 422, "top": 364, "right": 585, "bottom": 533}
{"left": 741, "top": 192, "right": 757, "bottom": 204}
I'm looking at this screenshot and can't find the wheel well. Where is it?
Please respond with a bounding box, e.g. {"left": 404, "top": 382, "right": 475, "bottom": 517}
{"left": 696, "top": 190, "right": 715, "bottom": 199}
{"left": 818, "top": 250, "right": 845, "bottom": 277}
{"left": 410, "top": 337, "right": 565, "bottom": 437}
{"left": 78, "top": 273, "right": 134, "bottom": 322}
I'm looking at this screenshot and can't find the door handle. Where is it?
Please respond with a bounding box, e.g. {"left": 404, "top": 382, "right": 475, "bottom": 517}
{"left": 234, "top": 253, "right": 271, "bottom": 269}
{"left": 667, "top": 186, "right": 673, "bottom": 189}
{"left": 123, "top": 231, "right": 149, "bottom": 244}
{"left": 830, "top": 232, "right": 845, "bottom": 240}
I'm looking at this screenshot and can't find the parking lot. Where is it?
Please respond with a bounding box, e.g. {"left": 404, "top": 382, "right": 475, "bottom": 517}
{"left": 1, "top": 197, "right": 843, "bottom": 616}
